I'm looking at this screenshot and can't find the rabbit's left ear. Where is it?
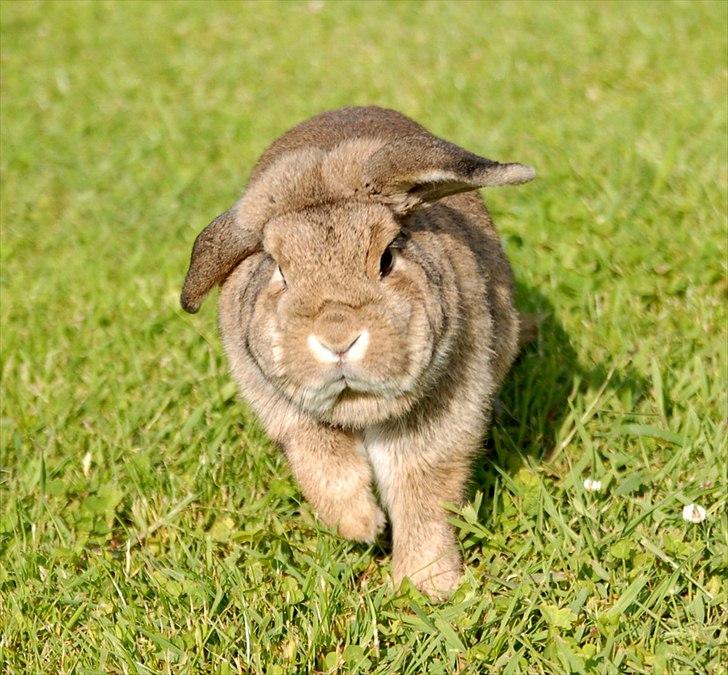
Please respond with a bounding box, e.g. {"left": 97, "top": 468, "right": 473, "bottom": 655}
{"left": 180, "top": 209, "right": 260, "bottom": 313}
{"left": 363, "top": 133, "right": 535, "bottom": 214}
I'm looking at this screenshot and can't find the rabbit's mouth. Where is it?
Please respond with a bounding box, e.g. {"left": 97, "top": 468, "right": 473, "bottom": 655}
{"left": 298, "top": 369, "right": 409, "bottom": 419}
{"left": 308, "top": 375, "right": 385, "bottom": 406}
{"left": 315, "top": 362, "right": 408, "bottom": 397}
{"left": 338, "top": 374, "right": 403, "bottom": 398}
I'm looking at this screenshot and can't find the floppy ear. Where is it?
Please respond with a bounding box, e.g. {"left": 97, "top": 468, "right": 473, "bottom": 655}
{"left": 363, "top": 134, "right": 535, "bottom": 214}
{"left": 180, "top": 209, "right": 259, "bottom": 313}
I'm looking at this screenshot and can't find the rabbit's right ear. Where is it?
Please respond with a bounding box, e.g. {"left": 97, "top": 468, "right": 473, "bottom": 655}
{"left": 363, "top": 134, "right": 535, "bottom": 214}
{"left": 180, "top": 209, "right": 260, "bottom": 313}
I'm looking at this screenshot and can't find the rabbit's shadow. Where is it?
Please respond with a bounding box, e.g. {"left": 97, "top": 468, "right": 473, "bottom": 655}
{"left": 370, "top": 283, "right": 644, "bottom": 563}
{"left": 469, "top": 281, "right": 647, "bottom": 524}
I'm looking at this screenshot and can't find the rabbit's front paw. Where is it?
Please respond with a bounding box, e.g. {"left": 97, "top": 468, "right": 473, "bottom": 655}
{"left": 318, "top": 490, "right": 386, "bottom": 544}
{"left": 337, "top": 496, "right": 386, "bottom": 543}
{"left": 393, "top": 546, "right": 462, "bottom": 601}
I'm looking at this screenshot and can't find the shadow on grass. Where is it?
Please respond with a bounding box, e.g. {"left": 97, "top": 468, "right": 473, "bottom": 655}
{"left": 470, "top": 281, "right": 648, "bottom": 508}
{"left": 368, "top": 282, "right": 649, "bottom": 566}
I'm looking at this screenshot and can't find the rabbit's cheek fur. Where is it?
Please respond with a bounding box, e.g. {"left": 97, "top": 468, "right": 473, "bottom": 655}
{"left": 239, "top": 234, "right": 449, "bottom": 425}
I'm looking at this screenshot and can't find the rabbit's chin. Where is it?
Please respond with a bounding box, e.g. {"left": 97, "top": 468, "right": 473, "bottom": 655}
{"left": 312, "top": 389, "right": 417, "bottom": 428}
{"left": 288, "top": 376, "right": 418, "bottom": 428}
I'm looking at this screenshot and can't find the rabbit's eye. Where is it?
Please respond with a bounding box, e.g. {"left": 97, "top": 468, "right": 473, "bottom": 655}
{"left": 380, "top": 247, "right": 395, "bottom": 278}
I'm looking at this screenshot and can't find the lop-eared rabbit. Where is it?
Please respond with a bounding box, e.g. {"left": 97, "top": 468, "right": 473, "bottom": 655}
{"left": 181, "top": 106, "right": 535, "bottom": 599}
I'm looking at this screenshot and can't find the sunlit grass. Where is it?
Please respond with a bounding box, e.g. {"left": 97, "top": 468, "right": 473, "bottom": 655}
{"left": 1, "top": 1, "right": 726, "bottom": 672}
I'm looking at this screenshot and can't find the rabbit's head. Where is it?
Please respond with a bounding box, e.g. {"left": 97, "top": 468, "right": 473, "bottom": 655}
{"left": 181, "top": 133, "right": 533, "bottom": 427}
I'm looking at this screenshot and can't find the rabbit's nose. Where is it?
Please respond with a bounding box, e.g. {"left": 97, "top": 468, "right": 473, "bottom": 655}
{"left": 307, "top": 330, "right": 369, "bottom": 364}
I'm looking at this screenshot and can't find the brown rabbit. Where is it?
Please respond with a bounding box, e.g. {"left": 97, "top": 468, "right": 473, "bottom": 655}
{"left": 181, "top": 106, "right": 535, "bottom": 599}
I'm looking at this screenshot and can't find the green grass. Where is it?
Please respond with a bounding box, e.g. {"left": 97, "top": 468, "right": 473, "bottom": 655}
{"left": 1, "top": 1, "right": 726, "bottom": 672}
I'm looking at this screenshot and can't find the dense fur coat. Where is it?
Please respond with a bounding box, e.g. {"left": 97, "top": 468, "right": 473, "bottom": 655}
{"left": 181, "top": 107, "right": 535, "bottom": 598}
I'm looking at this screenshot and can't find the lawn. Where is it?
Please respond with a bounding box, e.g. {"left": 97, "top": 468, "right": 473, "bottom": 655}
{"left": 1, "top": 1, "right": 726, "bottom": 672}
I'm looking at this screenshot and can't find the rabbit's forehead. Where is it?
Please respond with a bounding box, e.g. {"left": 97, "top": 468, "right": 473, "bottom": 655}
{"left": 264, "top": 203, "right": 399, "bottom": 263}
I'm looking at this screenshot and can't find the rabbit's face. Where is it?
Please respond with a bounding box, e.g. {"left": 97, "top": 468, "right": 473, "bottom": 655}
{"left": 243, "top": 202, "right": 452, "bottom": 427}
{"left": 182, "top": 125, "right": 534, "bottom": 428}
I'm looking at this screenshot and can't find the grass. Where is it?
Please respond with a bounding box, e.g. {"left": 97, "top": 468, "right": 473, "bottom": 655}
{"left": 1, "top": 1, "right": 726, "bottom": 672}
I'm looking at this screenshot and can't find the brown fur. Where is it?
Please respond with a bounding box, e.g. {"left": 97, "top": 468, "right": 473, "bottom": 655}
{"left": 181, "top": 106, "right": 535, "bottom": 599}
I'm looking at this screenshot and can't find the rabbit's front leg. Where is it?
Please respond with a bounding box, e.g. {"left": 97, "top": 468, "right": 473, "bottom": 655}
{"left": 364, "top": 426, "right": 474, "bottom": 600}
{"left": 281, "top": 420, "right": 385, "bottom": 543}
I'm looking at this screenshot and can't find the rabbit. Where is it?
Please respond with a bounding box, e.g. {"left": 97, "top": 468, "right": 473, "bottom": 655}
{"left": 181, "top": 106, "right": 535, "bottom": 599}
